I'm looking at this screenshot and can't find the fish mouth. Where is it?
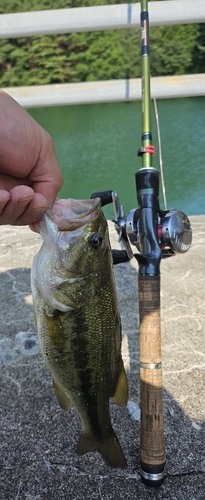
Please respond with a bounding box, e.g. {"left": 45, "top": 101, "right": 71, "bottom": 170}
{"left": 46, "top": 198, "right": 101, "bottom": 231}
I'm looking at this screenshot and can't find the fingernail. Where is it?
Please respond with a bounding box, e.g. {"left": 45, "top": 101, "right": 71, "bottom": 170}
{"left": 20, "top": 195, "right": 33, "bottom": 202}
{"left": 30, "top": 207, "right": 47, "bottom": 218}
{"left": 0, "top": 196, "right": 10, "bottom": 205}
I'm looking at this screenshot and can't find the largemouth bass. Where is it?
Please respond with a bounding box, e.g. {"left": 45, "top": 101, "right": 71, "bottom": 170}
{"left": 31, "top": 197, "right": 128, "bottom": 468}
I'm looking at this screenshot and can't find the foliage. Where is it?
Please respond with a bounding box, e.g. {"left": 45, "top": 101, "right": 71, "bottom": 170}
{"left": 192, "top": 24, "right": 205, "bottom": 73}
{"left": 150, "top": 24, "right": 197, "bottom": 76}
{"left": 0, "top": 0, "right": 203, "bottom": 87}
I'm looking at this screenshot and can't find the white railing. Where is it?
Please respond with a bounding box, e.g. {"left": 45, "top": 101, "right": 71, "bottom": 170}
{"left": 4, "top": 74, "right": 205, "bottom": 108}
{"left": 1, "top": 1, "right": 205, "bottom": 106}
{"left": 0, "top": 1, "right": 204, "bottom": 38}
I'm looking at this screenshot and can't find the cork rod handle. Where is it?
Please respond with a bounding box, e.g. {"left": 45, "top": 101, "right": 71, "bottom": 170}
{"left": 139, "top": 275, "right": 165, "bottom": 486}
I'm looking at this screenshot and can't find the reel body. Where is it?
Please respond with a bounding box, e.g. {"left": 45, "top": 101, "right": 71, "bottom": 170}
{"left": 91, "top": 188, "right": 192, "bottom": 265}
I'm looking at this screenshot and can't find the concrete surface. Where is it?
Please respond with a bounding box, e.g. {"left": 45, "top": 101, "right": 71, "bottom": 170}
{"left": 0, "top": 215, "right": 205, "bottom": 499}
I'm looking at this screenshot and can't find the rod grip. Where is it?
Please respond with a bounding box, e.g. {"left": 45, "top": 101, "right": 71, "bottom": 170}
{"left": 139, "top": 275, "right": 165, "bottom": 486}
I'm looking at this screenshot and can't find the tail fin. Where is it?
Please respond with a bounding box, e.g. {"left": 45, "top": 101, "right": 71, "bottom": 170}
{"left": 77, "top": 430, "right": 127, "bottom": 469}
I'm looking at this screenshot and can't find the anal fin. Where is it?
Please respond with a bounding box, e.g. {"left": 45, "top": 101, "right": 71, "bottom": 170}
{"left": 52, "top": 378, "right": 71, "bottom": 411}
{"left": 112, "top": 365, "right": 128, "bottom": 407}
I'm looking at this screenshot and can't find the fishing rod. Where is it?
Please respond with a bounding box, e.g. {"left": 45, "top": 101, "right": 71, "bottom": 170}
{"left": 91, "top": 0, "right": 192, "bottom": 487}
{"left": 135, "top": 0, "right": 165, "bottom": 485}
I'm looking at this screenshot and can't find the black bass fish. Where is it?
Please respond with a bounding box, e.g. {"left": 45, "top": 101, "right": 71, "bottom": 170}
{"left": 31, "top": 197, "right": 128, "bottom": 468}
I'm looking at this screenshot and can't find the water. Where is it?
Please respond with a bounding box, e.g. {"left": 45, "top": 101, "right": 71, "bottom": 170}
{"left": 29, "top": 97, "right": 205, "bottom": 218}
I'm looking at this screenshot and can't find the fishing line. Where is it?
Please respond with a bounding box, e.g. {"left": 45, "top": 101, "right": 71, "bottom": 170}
{"left": 153, "top": 96, "right": 167, "bottom": 210}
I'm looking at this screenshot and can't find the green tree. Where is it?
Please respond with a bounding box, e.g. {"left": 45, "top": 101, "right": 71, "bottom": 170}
{"left": 149, "top": 24, "right": 197, "bottom": 76}
{"left": 0, "top": 0, "right": 203, "bottom": 87}
{"left": 67, "top": 31, "right": 123, "bottom": 81}
{"left": 192, "top": 24, "right": 205, "bottom": 73}
{"left": 119, "top": 29, "right": 141, "bottom": 79}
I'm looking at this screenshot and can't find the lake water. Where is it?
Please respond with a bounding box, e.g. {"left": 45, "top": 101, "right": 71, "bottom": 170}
{"left": 29, "top": 97, "right": 205, "bottom": 219}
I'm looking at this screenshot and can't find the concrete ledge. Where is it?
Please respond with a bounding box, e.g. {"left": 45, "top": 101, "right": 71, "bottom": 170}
{"left": 0, "top": 216, "right": 205, "bottom": 498}
{"left": 4, "top": 74, "right": 205, "bottom": 108}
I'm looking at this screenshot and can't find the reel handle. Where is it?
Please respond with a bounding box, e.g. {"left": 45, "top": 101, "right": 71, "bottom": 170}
{"left": 91, "top": 190, "right": 113, "bottom": 207}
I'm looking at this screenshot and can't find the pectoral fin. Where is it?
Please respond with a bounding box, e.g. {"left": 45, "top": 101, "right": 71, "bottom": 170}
{"left": 45, "top": 309, "right": 65, "bottom": 350}
{"left": 52, "top": 378, "right": 71, "bottom": 411}
{"left": 112, "top": 365, "right": 128, "bottom": 407}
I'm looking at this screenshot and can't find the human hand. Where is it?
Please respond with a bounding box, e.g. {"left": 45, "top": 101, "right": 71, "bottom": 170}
{"left": 0, "top": 90, "right": 63, "bottom": 230}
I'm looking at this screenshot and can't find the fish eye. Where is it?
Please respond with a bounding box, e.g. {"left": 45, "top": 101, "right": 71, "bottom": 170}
{"left": 90, "top": 233, "right": 103, "bottom": 249}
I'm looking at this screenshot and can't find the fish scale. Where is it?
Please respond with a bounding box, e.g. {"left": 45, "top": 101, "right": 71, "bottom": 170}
{"left": 31, "top": 197, "right": 128, "bottom": 468}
